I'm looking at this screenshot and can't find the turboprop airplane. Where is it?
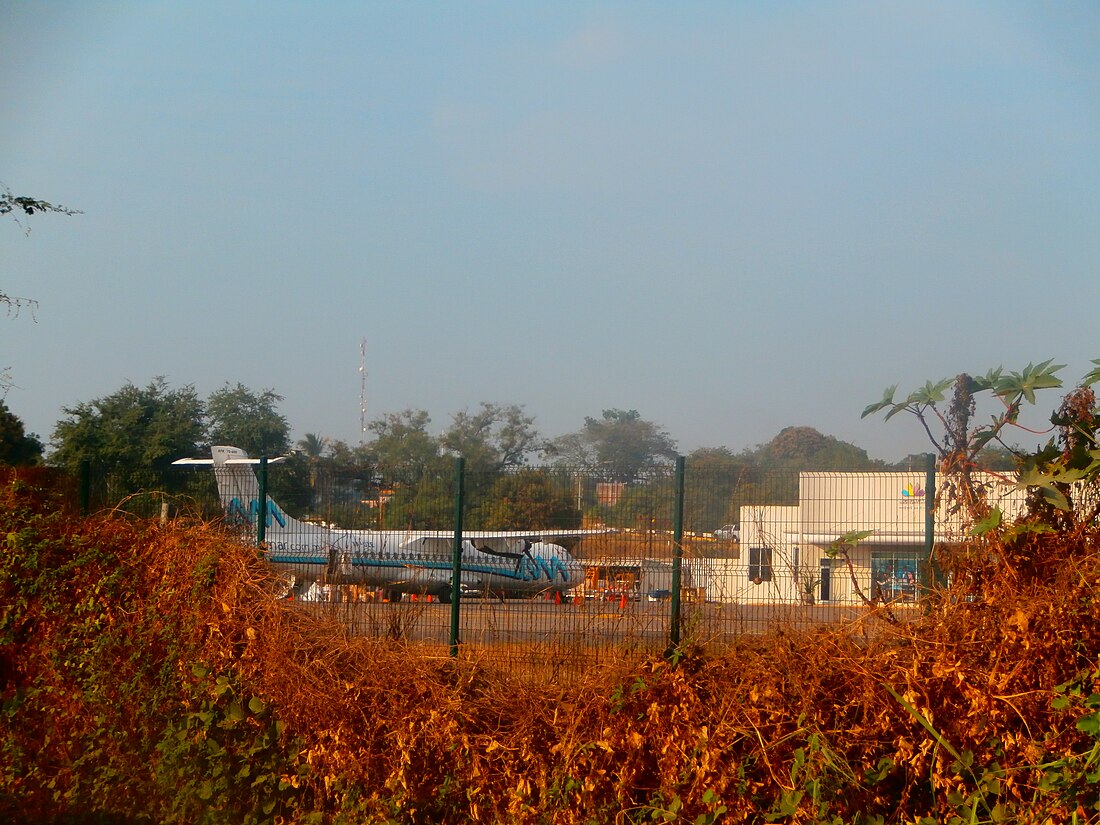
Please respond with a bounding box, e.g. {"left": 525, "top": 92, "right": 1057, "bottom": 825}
{"left": 173, "top": 446, "right": 594, "bottom": 603}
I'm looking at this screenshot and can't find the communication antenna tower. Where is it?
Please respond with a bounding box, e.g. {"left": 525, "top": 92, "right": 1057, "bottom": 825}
{"left": 359, "top": 338, "right": 367, "bottom": 446}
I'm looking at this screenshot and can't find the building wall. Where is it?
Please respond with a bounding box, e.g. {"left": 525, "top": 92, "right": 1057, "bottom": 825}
{"left": 702, "top": 471, "right": 1027, "bottom": 605}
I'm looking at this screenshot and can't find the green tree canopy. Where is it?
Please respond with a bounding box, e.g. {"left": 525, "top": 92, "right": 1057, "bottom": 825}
{"left": 0, "top": 401, "right": 43, "bottom": 466}
{"left": 474, "top": 469, "right": 581, "bottom": 530}
{"left": 441, "top": 402, "right": 541, "bottom": 473}
{"left": 745, "top": 426, "right": 884, "bottom": 471}
{"left": 550, "top": 409, "right": 677, "bottom": 481}
{"left": 50, "top": 378, "right": 205, "bottom": 478}
{"left": 207, "top": 383, "right": 289, "bottom": 457}
{"left": 296, "top": 432, "right": 329, "bottom": 459}
{"left": 684, "top": 447, "right": 755, "bottom": 532}
{"left": 325, "top": 438, "right": 373, "bottom": 467}
{"left": 360, "top": 410, "right": 450, "bottom": 527}
{"left": 366, "top": 409, "right": 445, "bottom": 482}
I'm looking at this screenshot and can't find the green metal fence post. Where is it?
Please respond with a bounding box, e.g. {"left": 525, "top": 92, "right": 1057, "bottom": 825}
{"left": 668, "top": 455, "right": 685, "bottom": 655}
{"left": 449, "top": 456, "right": 465, "bottom": 658}
{"left": 257, "top": 456, "right": 268, "bottom": 547}
{"left": 922, "top": 452, "right": 937, "bottom": 596}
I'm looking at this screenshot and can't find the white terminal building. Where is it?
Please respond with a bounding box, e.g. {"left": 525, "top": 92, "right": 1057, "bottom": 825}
{"left": 689, "top": 471, "right": 1025, "bottom": 605}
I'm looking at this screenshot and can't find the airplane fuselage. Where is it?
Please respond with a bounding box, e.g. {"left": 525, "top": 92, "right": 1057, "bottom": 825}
{"left": 175, "top": 446, "right": 594, "bottom": 601}
{"left": 233, "top": 496, "right": 583, "bottom": 599}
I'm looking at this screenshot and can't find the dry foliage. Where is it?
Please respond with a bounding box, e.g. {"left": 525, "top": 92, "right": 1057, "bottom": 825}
{"left": 1, "top": 468, "right": 1098, "bottom": 824}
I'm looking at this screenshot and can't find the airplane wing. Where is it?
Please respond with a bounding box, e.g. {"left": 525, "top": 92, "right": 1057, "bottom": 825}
{"left": 468, "top": 528, "right": 616, "bottom": 541}
{"left": 172, "top": 457, "right": 288, "bottom": 465}
{"left": 400, "top": 528, "right": 616, "bottom": 558}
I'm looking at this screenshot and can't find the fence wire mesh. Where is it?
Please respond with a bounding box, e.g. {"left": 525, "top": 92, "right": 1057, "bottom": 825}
{"left": 81, "top": 455, "right": 985, "bottom": 681}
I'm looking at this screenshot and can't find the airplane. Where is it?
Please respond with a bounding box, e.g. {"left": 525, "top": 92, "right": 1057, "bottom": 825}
{"left": 173, "top": 445, "right": 598, "bottom": 603}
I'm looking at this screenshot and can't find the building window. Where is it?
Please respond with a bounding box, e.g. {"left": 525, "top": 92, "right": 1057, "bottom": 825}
{"left": 870, "top": 552, "right": 920, "bottom": 602}
{"left": 748, "top": 546, "right": 773, "bottom": 583}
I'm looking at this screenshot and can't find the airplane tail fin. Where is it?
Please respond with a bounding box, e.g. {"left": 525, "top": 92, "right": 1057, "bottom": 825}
{"left": 175, "top": 446, "right": 316, "bottom": 536}
{"left": 210, "top": 445, "right": 263, "bottom": 516}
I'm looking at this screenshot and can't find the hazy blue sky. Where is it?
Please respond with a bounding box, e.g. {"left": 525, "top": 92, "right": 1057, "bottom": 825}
{"left": 4, "top": 2, "right": 1099, "bottom": 461}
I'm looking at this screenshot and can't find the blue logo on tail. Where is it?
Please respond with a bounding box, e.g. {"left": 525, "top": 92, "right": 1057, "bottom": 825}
{"left": 227, "top": 497, "right": 287, "bottom": 528}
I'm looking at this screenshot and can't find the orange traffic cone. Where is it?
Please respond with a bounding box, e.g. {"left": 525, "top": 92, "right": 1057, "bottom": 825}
{"left": 619, "top": 592, "right": 628, "bottom": 610}
{"left": 554, "top": 591, "right": 562, "bottom": 605}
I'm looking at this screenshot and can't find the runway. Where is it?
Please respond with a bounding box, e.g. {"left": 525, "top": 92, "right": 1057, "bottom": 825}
{"left": 295, "top": 596, "right": 903, "bottom": 651}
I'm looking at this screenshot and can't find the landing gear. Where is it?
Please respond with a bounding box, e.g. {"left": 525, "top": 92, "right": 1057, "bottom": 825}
{"left": 290, "top": 578, "right": 314, "bottom": 600}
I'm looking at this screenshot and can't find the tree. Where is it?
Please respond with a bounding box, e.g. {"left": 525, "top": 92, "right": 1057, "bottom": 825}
{"left": 50, "top": 378, "right": 205, "bottom": 497}
{"left": 2, "top": 183, "right": 80, "bottom": 308}
{"left": 1, "top": 184, "right": 80, "bottom": 225}
{"left": 748, "top": 426, "right": 884, "bottom": 471}
{"left": 861, "top": 360, "right": 1100, "bottom": 597}
{"left": 550, "top": 409, "right": 677, "bottom": 481}
{"left": 474, "top": 469, "right": 581, "bottom": 530}
{"left": 684, "top": 447, "right": 752, "bottom": 532}
{"left": 862, "top": 361, "right": 1068, "bottom": 519}
{"left": 297, "top": 432, "right": 329, "bottom": 459}
{"left": 440, "top": 402, "right": 542, "bottom": 494}
{"left": 360, "top": 410, "right": 449, "bottom": 528}
{"left": 296, "top": 433, "right": 330, "bottom": 511}
{"left": 366, "top": 409, "right": 444, "bottom": 480}
{"left": 324, "top": 438, "right": 375, "bottom": 472}
{"left": 3, "top": 184, "right": 80, "bottom": 391}
{"left": 0, "top": 401, "right": 43, "bottom": 465}
{"left": 207, "top": 383, "right": 290, "bottom": 457}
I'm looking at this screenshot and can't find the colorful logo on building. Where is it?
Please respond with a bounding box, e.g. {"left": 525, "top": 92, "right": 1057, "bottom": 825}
{"left": 900, "top": 483, "right": 925, "bottom": 499}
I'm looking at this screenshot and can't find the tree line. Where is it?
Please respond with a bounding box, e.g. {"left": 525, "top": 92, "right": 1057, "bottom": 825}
{"left": 0, "top": 377, "right": 942, "bottom": 532}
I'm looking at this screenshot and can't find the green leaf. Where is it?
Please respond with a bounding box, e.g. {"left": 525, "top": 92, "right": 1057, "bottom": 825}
{"left": 1081, "top": 359, "right": 1100, "bottom": 388}
{"left": 1077, "top": 713, "right": 1100, "bottom": 736}
{"left": 1039, "top": 486, "right": 1071, "bottom": 512}
{"left": 861, "top": 386, "right": 897, "bottom": 419}
{"left": 905, "top": 378, "right": 953, "bottom": 407}
{"left": 971, "top": 507, "right": 1002, "bottom": 536}
{"left": 829, "top": 529, "right": 874, "bottom": 554}
{"left": 1002, "top": 522, "right": 1055, "bottom": 544}
{"left": 996, "top": 360, "right": 1065, "bottom": 405}
{"left": 973, "top": 368, "right": 1003, "bottom": 392}
{"left": 882, "top": 403, "right": 909, "bottom": 422}
{"left": 1016, "top": 465, "right": 1073, "bottom": 511}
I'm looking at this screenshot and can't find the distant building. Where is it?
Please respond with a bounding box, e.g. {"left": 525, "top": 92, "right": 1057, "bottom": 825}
{"left": 690, "top": 472, "right": 1025, "bottom": 605}
{"left": 575, "top": 558, "right": 685, "bottom": 600}
{"left": 596, "top": 482, "right": 625, "bottom": 506}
